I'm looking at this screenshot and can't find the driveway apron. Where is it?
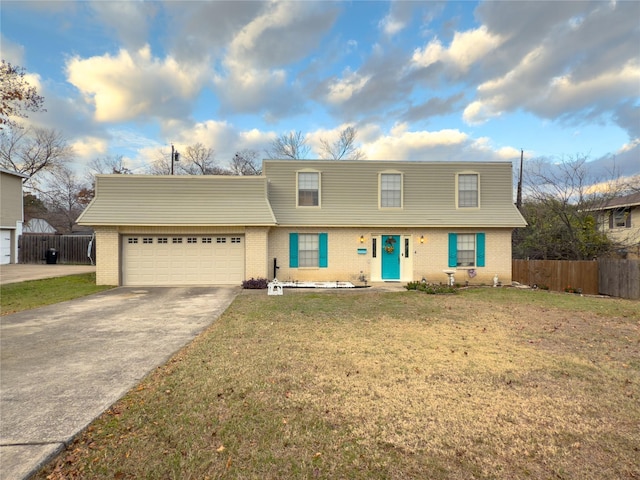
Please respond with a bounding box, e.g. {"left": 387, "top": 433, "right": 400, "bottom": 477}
{"left": 0, "top": 286, "right": 240, "bottom": 480}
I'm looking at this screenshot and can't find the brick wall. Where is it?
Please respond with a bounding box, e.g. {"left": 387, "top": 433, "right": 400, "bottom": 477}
{"left": 268, "top": 227, "right": 514, "bottom": 285}
{"left": 93, "top": 225, "right": 514, "bottom": 286}
{"left": 95, "top": 227, "right": 119, "bottom": 285}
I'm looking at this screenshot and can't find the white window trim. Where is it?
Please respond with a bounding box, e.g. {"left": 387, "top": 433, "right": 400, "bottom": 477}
{"left": 455, "top": 171, "right": 480, "bottom": 209}
{"left": 456, "top": 233, "right": 476, "bottom": 267}
{"left": 296, "top": 169, "right": 322, "bottom": 208}
{"left": 378, "top": 171, "right": 404, "bottom": 209}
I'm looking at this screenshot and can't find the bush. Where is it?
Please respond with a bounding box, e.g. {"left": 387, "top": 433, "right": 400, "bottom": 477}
{"left": 404, "top": 281, "right": 457, "bottom": 295}
{"left": 242, "top": 277, "right": 269, "bottom": 289}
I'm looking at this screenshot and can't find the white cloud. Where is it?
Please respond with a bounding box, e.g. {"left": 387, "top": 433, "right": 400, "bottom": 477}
{"left": 362, "top": 126, "right": 468, "bottom": 160}
{"left": 66, "top": 45, "right": 208, "bottom": 122}
{"left": 326, "top": 71, "right": 372, "bottom": 105}
{"left": 165, "top": 120, "right": 274, "bottom": 167}
{"left": 71, "top": 136, "right": 108, "bottom": 161}
{"left": 379, "top": 15, "right": 405, "bottom": 36}
{"left": 412, "top": 26, "right": 503, "bottom": 74}
{"left": 210, "top": 2, "right": 337, "bottom": 117}
{"left": 1, "top": 35, "right": 25, "bottom": 65}
{"left": 461, "top": 1, "right": 640, "bottom": 136}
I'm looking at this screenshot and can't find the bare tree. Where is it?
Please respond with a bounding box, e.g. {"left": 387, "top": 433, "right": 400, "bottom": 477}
{"left": 146, "top": 150, "right": 172, "bottom": 175}
{"left": 180, "top": 143, "right": 222, "bottom": 175}
{"left": 41, "top": 166, "right": 90, "bottom": 233}
{"left": 230, "top": 149, "right": 261, "bottom": 175}
{"left": 265, "top": 131, "right": 310, "bottom": 159}
{"left": 318, "top": 126, "right": 365, "bottom": 160}
{"left": 0, "top": 61, "right": 45, "bottom": 130}
{"left": 0, "top": 126, "right": 73, "bottom": 190}
{"left": 89, "top": 154, "right": 132, "bottom": 175}
{"left": 513, "top": 155, "right": 618, "bottom": 260}
{"left": 146, "top": 144, "right": 229, "bottom": 175}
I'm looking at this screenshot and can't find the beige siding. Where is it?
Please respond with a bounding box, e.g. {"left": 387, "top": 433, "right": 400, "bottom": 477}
{"left": 263, "top": 160, "right": 526, "bottom": 228}
{"left": 0, "top": 172, "right": 24, "bottom": 227}
{"left": 78, "top": 175, "right": 277, "bottom": 226}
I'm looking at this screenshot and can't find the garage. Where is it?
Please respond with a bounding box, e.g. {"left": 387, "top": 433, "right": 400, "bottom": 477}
{"left": 1, "top": 229, "right": 12, "bottom": 265}
{"left": 122, "top": 234, "right": 245, "bottom": 286}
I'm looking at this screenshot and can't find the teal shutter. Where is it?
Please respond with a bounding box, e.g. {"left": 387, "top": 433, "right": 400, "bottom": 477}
{"left": 448, "top": 233, "right": 457, "bottom": 267}
{"left": 476, "top": 233, "right": 485, "bottom": 267}
{"left": 319, "top": 233, "right": 328, "bottom": 268}
{"left": 289, "top": 233, "right": 299, "bottom": 268}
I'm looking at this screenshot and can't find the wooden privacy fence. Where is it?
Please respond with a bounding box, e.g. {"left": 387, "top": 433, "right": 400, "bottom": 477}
{"left": 512, "top": 259, "right": 640, "bottom": 299}
{"left": 512, "top": 260, "right": 599, "bottom": 295}
{"left": 598, "top": 258, "right": 640, "bottom": 300}
{"left": 19, "top": 235, "right": 95, "bottom": 265}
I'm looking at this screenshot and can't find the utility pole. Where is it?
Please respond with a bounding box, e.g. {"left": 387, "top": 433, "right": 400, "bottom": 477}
{"left": 516, "top": 148, "right": 523, "bottom": 210}
{"left": 170, "top": 144, "right": 179, "bottom": 175}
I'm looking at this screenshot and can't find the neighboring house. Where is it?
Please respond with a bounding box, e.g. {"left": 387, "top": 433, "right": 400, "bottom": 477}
{"left": 77, "top": 160, "right": 527, "bottom": 286}
{"left": 0, "top": 168, "right": 29, "bottom": 264}
{"left": 596, "top": 192, "right": 640, "bottom": 258}
{"left": 23, "top": 218, "right": 58, "bottom": 234}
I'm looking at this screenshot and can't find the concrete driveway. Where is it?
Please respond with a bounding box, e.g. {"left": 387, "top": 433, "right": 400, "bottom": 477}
{"left": 0, "top": 264, "right": 96, "bottom": 285}
{"left": 0, "top": 286, "right": 240, "bottom": 480}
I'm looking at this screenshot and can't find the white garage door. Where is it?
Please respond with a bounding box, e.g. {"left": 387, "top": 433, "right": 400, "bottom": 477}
{"left": 122, "top": 235, "right": 245, "bottom": 286}
{"left": 1, "top": 230, "right": 11, "bottom": 265}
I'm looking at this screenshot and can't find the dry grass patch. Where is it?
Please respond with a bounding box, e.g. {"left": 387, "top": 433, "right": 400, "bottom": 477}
{"left": 39, "top": 289, "right": 640, "bottom": 480}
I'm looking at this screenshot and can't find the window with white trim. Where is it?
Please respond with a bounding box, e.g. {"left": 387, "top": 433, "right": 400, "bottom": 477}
{"left": 457, "top": 234, "right": 476, "bottom": 267}
{"left": 216, "top": 237, "right": 226, "bottom": 243}
{"left": 610, "top": 208, "right": 631, "bottom": 228}
{"left": 143, "top": 237, "right": 153, "bottom": 244}
{"left": 158, "top": 238, "right": 168, "bottom": 244}
{"left": 457, "top": 173, "right": 479, "bottom": 208}
{"left": 298, "top": 234, "right": 319, "bottom": 267}
{"left": 202, "top": 237, "right": 212, "bottom": 243}
{"left": 187, "top": 237, "right": 197, "bottom": 244}
{"left": 128, "top": 238, "right": 138, "bottom": 244}
{"left": 380, "top": 173, "right": 402, "bottom": 208}
{"left": 231, "top": 237, "right": 241, "bottom": 243}
{"left": 297, "top": 171, "right": 320, "bottom": 207}
{"left": 172, "top": 237, "right": 182, "bottom": 244}
{"left": 448, "top": 233, "right": 485, "bottom": 268}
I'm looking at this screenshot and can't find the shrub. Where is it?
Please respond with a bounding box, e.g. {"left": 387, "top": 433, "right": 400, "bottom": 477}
{"left": 404, "top": 281, "right": 457, "bottom": 295}
{"left": 405, "top": 281, "right": 421, "bottom": 291}
{"left": 242, "top": 277, "right": 269, "bottom": 289}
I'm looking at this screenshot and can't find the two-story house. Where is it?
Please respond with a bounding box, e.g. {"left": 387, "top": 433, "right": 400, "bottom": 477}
{"left": 1, "top": 168, "right": 29, "bottom": 264}
{"left": 596, "top": 191, "right": 640, "bottom": 258}
{"left": 77, "top": 160, "right": 526, "bottom": 286}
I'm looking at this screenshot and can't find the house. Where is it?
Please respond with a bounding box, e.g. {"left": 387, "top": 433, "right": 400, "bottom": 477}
{"left": 596, "top": 191, "right": 640, "bottom": 258}
{"left": 0, "top": 168, "right": 29, "bottom": 265}
{"left": 23, "top": 218, "right": 57, "bottom": 234}
{"left": 77, "top": 160, "right": 527, "bottom": 286}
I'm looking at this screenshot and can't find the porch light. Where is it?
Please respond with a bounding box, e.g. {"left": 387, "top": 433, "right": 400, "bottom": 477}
{"left": 359, "top": 235, "right": 365, "bottom": 243}
{"left": 420, "top": 235, "right": 424, "bottom": 243}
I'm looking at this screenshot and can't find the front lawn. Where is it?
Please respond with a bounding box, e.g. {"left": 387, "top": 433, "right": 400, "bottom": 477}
{"left": 39, "top": 288, "right": 640, "bottom": 479}
{"left": 0, "top": 273, "right": 114, "bottom": 315}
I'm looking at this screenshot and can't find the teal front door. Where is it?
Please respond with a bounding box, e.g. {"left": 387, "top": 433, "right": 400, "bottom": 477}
{"left": 381, "top": 235, "right": 400, "bottom": 280}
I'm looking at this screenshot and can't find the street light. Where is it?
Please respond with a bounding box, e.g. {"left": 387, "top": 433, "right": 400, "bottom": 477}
{"left": 170, "top": 144, "right": 180, "bottom": 175}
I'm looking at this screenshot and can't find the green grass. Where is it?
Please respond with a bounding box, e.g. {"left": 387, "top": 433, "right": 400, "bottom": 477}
{"left": 0, "top": 273, "right": 114, "bottom": 315}
{"left": 37, "top": 288, "right": 640, "bottom": 479}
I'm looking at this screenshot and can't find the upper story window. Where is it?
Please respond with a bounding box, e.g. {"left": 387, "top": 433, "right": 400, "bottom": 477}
{"left": 297, "top": 171, "right": 320, "bottom": 207}
{"left": 380, "top": 172, "right": 402, "bottom": 208}
{"left": 610, "top": 208, "right": 631, "bottom": 229}
{"left": 457, "top": 173, "right": 479, "bottom": 208}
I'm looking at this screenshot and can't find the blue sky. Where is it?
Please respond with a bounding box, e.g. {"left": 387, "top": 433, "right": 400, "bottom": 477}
{"left": 1, "top": 0, "right": 639, "bottom": 178}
